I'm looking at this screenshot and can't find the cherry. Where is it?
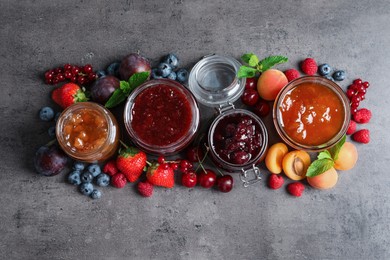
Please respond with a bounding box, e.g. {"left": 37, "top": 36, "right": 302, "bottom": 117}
{"left": 185, "top": 146, "right": 204, "bottom": 163}
{"left": 245, "top": 77, "right": 257, "bottom": 90}
{"left": 252, "top": 99, "right": 270, "bottom": 118}
{"left": 241, "top": 89, "right": 259, "bottom": 106}
{"left": 198, "top": 169, "right": 217, "bottom": 188}
{"left": 181, "top": 170, "right": 197, "bottom": 188}
{"left": 217, "top": 175, "right": 233, "bottom": 193}
{"left": 231, "top": 150, "right": 250, "bottom": 165}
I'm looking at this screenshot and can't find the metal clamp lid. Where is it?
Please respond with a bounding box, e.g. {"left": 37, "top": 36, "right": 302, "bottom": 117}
{"left": 239, "top": 165, "right": 262, "bottom": 187}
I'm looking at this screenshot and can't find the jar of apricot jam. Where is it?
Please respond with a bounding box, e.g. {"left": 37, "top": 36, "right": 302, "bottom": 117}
{"left": 124, "top": 79, "right": 200, "bottom": 155}
{"left": 273, "top": 76, "right": 350, "bottom": 151}
{"left": 56, "top": 102, "right": 120, "bottom": 163}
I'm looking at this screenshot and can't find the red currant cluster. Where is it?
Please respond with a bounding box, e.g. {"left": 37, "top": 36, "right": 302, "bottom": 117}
{"left": 241, "top": 78, "right": 270, "bottom": 117}
{"left": 44, "top": 64, "right": 97, "bottom": 85}
{"left": 346, "top": 78, "right": 370, "bottom": 115}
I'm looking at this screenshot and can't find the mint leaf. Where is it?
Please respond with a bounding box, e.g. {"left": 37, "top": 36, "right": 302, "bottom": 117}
{"left": 237, "top": 66, "right": 257, "bottom": 78}
{"left": 241, "top": 53, "right": 257, "bottom": 65}
{"left": 128, "top": 71, "right": 150, "bottom": 92}
{"left": 248, "top": 55, "right": 259, "bottom": 67}
{"left": 105, "top": 89, "right": 127, "bottom": 108}
{"left": 328, "top": 135, "right": 346, "bottom": 161}
{"left": 317, "top": 150, "right": 332, "bottom": 160}
{"left": 258, "top": 55, "right": 288, "bottom": 72}
{"left": 120, "top": 81, "right": 130, "bottom": 92}
{"left": 306, "top": 158, "right": 334, "bottom": 177}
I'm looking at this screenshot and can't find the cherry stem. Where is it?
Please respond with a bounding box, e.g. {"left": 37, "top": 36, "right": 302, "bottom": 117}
{"left": 195, "top": 143, "right": 210, "bottom": 173}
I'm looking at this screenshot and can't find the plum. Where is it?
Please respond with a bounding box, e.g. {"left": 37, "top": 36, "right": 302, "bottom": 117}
{"left": 34, "top": 144, "right": 68, "bottom": 176}
{"left": 90, "top": 75, "right": 120, "bottom": 104}
{"left": 119, "top": 53, "right": 151, "bottom": 81}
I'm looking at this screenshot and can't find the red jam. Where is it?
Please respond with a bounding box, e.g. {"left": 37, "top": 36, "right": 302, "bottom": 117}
{"left": 131, "top": 84, "right": 193, "bottom": 146}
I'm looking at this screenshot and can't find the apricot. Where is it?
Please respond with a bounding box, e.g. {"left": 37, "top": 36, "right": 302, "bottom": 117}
{"left": 307, "top": 167, "right": 338, "bottom": 189}
{"left": 282, "top": 150, "right": 311, "bottom": 180}
{"left": 257, "top": 69, "right": 288, "bottom": 101}
{"left": 333, "top": 142, "right": 358, "bottom": 171}
{"left": 265, "top": 143, "right": 289, "bottom": 174}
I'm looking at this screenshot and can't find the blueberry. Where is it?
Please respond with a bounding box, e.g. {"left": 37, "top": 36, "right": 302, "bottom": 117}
{"left": 90, "top": 189, "right": 102, "bottom": 199}
{"left": 79, "top": 183, "right": 94, "bottom": 196}
{"left": 157, "top": 63, "right": 173, "bottom": 77}
{"left": 167, "top": 71, "right": 177, "bottom": 81}
{"left": 176, "top": 68, "right": 189, "bottom": 83}
{"left": 106, "top": 62, "right": 120, "bottom": 77}
{"left": 96, "top": 173, "right": 110, "bottom": 187}
{"left": 68, "top": 170, "right": 81, "bottom": 185}
{"left": 87, "top": 164, "right": 101, "bottom": 177}
{"left": 332, "top": 70, "right": 346, "bottom": 81}
{"left": 96, "top": 70, "right": 107, "bottom": 78}
{"left": 151, "top": 68, "right": 164, "bottom": 79}
{"left": 48, "top": 126, "right": 56, "bottom": 137}
{"left": 73, "top": 161, "right": 85, "bottom": 171}
{"left": 39, "top": 107, "right": 54, "bottom": 121}
{"left": 81, "top": 171, "right": 94, "bottom": 183}
{"left": 318, "top": 64, "right": 332, "bottom": 76}
{"left": 162, "top": 53, "right": 179, "bottom": 70}
{"left": 54, "top": 112, "right": 61, "bottom": 122}
{"left": 324, "top": 75, "right": 334, "bottom": 81}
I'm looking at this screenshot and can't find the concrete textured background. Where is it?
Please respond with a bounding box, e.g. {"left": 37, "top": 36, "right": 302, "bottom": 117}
{"left": 1, "top": 0, "right": 389, "bottom": 259}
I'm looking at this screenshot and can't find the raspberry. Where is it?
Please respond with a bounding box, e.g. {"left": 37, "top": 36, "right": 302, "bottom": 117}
{"left": 353, "top": 108, "right": 372, "bottom": 124}
{"left": 103, "top": 159, "right": 119, "bottom": 176}
{"left": 268, "top": 174, "right": 284, "bottom": 189}
{"left": 137, "top": 181, "right": 154, "bottom": 197}
{"left": 111, "top": 172, "right": 127, "bottom": 188}
{"left": 352, "top": 129, "right": 370, "bottom": 144}
{"left": 301, "top": 58, "right": 318, "bottom": 75}
{"left": 287, "top": 182, "right": 305, "bottom": 197}
{"left": 346, "top": 120, "right": 357, "bottom": 135}
{"left": 284, "top": 69, "right": 300, "bottom": 82}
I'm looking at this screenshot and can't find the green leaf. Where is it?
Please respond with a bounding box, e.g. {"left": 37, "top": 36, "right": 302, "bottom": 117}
{"left": 328, "top": 135, "right": 346, "bottom": 161}
{"left": 237, "top": 66, "right": 258, "bottom": 79}
{"left": 317, "top": 150, "right": 332, "bottom": 160}
{"left": 248, "top": 55, "right": 259, "bottom": 67}
{"left": 120, "top": 81, "right": 130, "bottom": 92}
{"left": 105, "top": 89, "right": 127, "bottom": 108}
{"left": 258, "top": 55, "right": 288, "bottom": 72}
{"left": 128, "top": 71, "right": 150, "bottom": 92}
{"left": 306, "top": 158, "right": 334, "bottom": 177}
{"left": 241, "top": 53, "right": 257, "bottom": 65}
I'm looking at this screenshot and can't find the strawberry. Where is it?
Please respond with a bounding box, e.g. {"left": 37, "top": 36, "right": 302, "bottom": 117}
{"left": 301, "top": 58, "right": 318, "bottom": 75}
{"left": 111, "top": 172, "right": 127, "bottom": 188}
{"left": 116, "top": 146, "right": 147, "bottom": 182}
{"left": 137, "top": 181, "right": 154, "bottom": 197}
{"left": 287, "top": 182, "right": 305, "bottom": 197}
{"left": 146, "top": 163, "right": 175, "bottom": 188}
{"left": 103, "top": 159, "right": 119, "bottom": 176}
{"left": 352, "top": 129, "right": 370, "bottom": 144}
{"left": 51, "top": 83, "right": 88, "bottom": 109}
{"left": 268, "top": 174, "right": 284, "bottom": 190}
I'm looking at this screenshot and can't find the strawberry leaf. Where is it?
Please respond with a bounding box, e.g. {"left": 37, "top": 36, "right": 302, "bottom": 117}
{"left": 237, "top": 66, "right": 257, "bottom": 79}
{"left": 306, "top": 158, "right": 334, "bottom": 177}
{"left": 258, "top": 55, "right": 288, "bottom": 72}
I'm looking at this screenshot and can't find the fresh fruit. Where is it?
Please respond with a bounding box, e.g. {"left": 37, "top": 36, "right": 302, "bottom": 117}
{"left": 79, "top": 182, "right": 94, "bottom": 196}
{"left": 353, "top": 108, "right": 372, "bottom": 124}
{"left": 162, "top": 53, "right": 179, "bottom": 69}
{"left": 307, "top": 167, "right": 338, "bottom": 189}
{"left": 44, "top": 64, "right": 97, "bottom": 85}
{"left": 251, "top": 99, "right": 270, "bottom": 118}
{"left": 157, "top": 63, "right": 173, "bottom": 77}
{"left": 346, "top": 78, "right": 370, "bottom": 115}
{"left": 241, "top": 89, "right": 259, "bottom": 106}
{"left": 198, "top": 169, "right": 217, "bottom": 188}
{"left": 282, "top": 150, "right": 311, "bottom": 180}
{"left": 68, "top": 170, "right": 81, "bottom": 185}
{"left": 118, "top": 53, "right": 151, "bottom": 81}
{"left": 80, "top": 171, "right": 93, "bottom": 183}
{"left": 102, "top": 159, "right": 118, "bottom": 176}
{"left": 346, "top": 120, "right": 357, "bottom": 135}
{"left": 286, "top": 182, "right": 305, "bottom": 197}
{"left": 185, "top": 146, "right": 204, "bottom": 163}
{"left": 151, "top": 68, "right": 164, "bottom": 79}
{"left": 96, "top": 70, "right": 107, "bottom": 78}
{"left": 179, "top": 159, "right": 193, "bottom": 173}
{"left": 181, "top": 170, "right": 197, "bottom": 188}
{"left": 176, "top": 68, "right": 189, "bottom": 83}
{"left": 87, "top": 164, "right": 101, "bottom": 177}
{"left": 106, "top": 62, "right": 120, "bottom": 77}
{"left": 265, "top": 142, "right": 289, "bottom": 174}
{"left": 245, "top": 77, "right": 257, "bottom": 90}
{"left": 257, "top": 69, "right": 288, "bottom": 101}
{"left": 51, "top": 83, "right": 88, "bottom": 109}
{"left": 352, "top": 129, "right": 370, "bottom": 144}
{"left": 332, "top": 70, "right": 346, "bottom": 81}
{"left": 146, "top": 163, "right": 175, "bottom": 188}
{"left": 333, "top": 142, "right": 358, "bottom": 171}
{"left": 96, "top": 173, "right": 110, "bottom": 187}
{"left": 47, "top": 126, "right": 56, "bottom": 137}
{"left": 268, "top": 174, "right": 284, "bottom": 189}
{"left": 167, "top": 71, "right": 177, "bottom": 80}
{"left": 284, "top": 69, "right": 300, "bottom": 82}
{"left": 34, "top": 144, "right": 68, "bottom": 176}
{"left": 39, "top": 107, "right": 55, "bottom": 121}
{"left": 318, "top": 64, "right": 332, "bottom": 76}
{"left": 116, "top": 146, "right": 147, "bottom": 182}
{"left": 217, "top": 175, "right": 233, "bottom": 193}
{"left": 90, "top": 189, "right": 102, "bottom": 199}
{"left": 72, "top": 161, "right": 85, "bottom": 171}
{"left": 300, "top": 58, "right": 318, "bottom": 75}
{"left": 111, "top": 172, "right": 127, "bottom": 188}
{"left": 137, "top": 181, "right": 154, "bottom": 197}
{"left": 90, "top": 75, "right": 120, "bottom": 104}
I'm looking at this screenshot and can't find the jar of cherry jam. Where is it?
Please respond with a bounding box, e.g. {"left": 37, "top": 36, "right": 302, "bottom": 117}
{"left": 189, "top": 54, "right": 269, "bottom": 187}
{"left": 56, "top": 102, "right": 120, "bottom": 163}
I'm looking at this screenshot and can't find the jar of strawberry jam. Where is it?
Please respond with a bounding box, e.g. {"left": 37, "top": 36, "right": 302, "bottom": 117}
{"left": 123, "top": 79, "right": 200, "bottom": 155}
{"left": 273, "top": 76, "right": 350, "bottom": 151}
{"left": 56, "top": 102, "right": 120, "bottom": 163}
{"left": 189, "top": 54, "right": 268, "bottom": 186}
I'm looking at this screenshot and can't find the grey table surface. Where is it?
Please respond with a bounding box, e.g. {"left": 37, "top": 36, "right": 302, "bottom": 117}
{"left": 1, "top": 0, "right": 389, "bottom": 259}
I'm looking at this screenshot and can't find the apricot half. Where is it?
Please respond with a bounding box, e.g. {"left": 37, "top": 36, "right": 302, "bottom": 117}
{"left": 282, "top": 150, "right": 311, "bottom": 180}
{"left": 307, "top": 167, "right": 338, "bottom": 189}
{"left": 265, "top": 143, "right": 289, "bottom": 174}
{"left": 333, "top": 142, "right": 358, "bottom": 171}
{"left": 257, "top": 69, "right": 288, "bottom": 101}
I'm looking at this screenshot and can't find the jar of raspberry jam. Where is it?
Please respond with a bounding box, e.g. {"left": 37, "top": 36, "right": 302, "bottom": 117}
{"left": 189, "top": 54, "right": 268, "bottom": 186}
{"left": 56, "top": 102, "right": 120, "bottom": 163}
{"left": 123, "top": 79, "right": 200, "bottom": 155}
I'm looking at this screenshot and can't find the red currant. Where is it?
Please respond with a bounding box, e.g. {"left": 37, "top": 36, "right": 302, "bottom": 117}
{"left": 179, "top": 160, "right": 193, "bottom": 173}
{"left": 71, "top": 66, "right": 80, "bottom": 75}
{"left": 353, "top": 78, "right": 362, "bottom": 85}
{"left": 157, "top": 156, "right": 165, "bottom": 164}
{"left": 181, "top": 170, "right": 197, "bottom": 188}
{"left": 362, "top": 81, "right": 370, "bottom": 88}
{"left": 83, "top": 64, "right": 93, "bottom": 74}
{"left": 198, "top": 169, "right": 217, "bottom": 188}
{"left": 64, "top": 64, "right": 72, "bottom": 71}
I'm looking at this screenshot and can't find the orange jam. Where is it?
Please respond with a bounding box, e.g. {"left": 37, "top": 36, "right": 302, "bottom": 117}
{"left": 278, "top": 82, "right": 345, "bottom": 146}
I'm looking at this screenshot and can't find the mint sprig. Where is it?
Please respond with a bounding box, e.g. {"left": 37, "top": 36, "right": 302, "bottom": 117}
{"left": 306, "top": 135, "right": 346, "bottom": 177}
{"left": 105, "top": 71, "right": 150, "bottom": 108}
{"left": 237, "top": 53, "right": 288, "bottom": 78}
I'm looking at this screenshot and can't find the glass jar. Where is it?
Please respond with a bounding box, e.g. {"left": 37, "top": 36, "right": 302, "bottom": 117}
{"left": 56, "top": 102, "right": 120, "bottom": 163}
{"left": 273, "top": 76, "right": 351, "bottom": 152}
{"left": 123, "top": 79, "right": 200, "bottom": 155}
